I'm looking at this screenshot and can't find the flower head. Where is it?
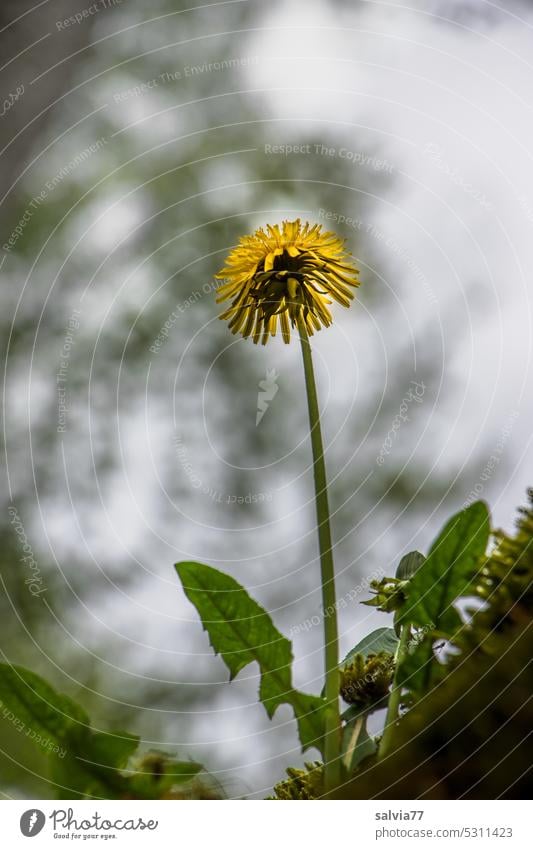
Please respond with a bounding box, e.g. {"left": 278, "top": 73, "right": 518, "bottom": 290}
{"left": 215, "top": 219, "right": 360, "bottom": 344}
{"left": 339, "top": 651, "right": 395, "bottom": 709}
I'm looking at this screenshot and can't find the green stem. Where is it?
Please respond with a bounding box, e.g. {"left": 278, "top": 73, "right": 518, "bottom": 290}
{"left": 379, "top": 623, "right": 411, "bottom": 759}
{"left": 297, "top": 313, "right": 341, "bottom": 793}
{"left": 341, "top": 712, "right": 365, "bottom": 773}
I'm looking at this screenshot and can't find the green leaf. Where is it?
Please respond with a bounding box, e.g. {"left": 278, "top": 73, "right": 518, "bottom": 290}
{"left": 0, "top": 664, "right": 205, "bottom": 799}
{"left": 290, "top": 694, "right": 325, "bottom": 753}
{"left": 394, "top": 553, "right": 426, "bottom": 634}
{"left": 175, "top": 561, "right": 325, "bottom": 755}
{"left": 0, "top": 663, "right": 140, "bottom": 798}
{"left": 0, "top": 663, "right": 89, "bottom": 747}
{"left": 396, "top": 636, "right": 445, "bottom": 699}
{"left": 51, "top": 749, "right": 124, "bottom": 800}
{"left": 340, "top": 628, "right": 398, "bottom": 668}
{"left": 395, "top": 551, "right": 426, "bottom": 580}
{"left": 397, "top": 502, "right": 490, "bottom": 696}
{"left": 84, "top": 729, "right": 140, "bottom": 770}
{"left": 397, "top": 502, "right": 490, "bottom": 635}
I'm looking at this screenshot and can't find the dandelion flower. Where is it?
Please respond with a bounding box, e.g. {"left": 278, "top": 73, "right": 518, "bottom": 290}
{"left": 215, "top": 219, "right": 360, "bottom": 344}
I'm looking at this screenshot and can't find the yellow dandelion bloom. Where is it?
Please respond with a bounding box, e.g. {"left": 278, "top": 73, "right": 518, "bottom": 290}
{"left": 215, "top": 218, "right": 360, "bottom": 344}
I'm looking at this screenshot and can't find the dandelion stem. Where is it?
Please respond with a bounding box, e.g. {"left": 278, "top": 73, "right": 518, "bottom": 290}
{"left": 378, "top": 622, "right": 411, "bottom": 760}
{"left": 297, "top": 313, "right": 341, "bottom": 793}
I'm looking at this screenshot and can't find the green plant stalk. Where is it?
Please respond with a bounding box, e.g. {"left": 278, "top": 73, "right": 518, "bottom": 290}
{"left": 342, "top": 712, "right": 365, "bottom": 772}
{"left": 379, "top": 622, "right": 411, "bottom": 759}
{"left": 297, "top": 312, "right": 341, "bottom": 792}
